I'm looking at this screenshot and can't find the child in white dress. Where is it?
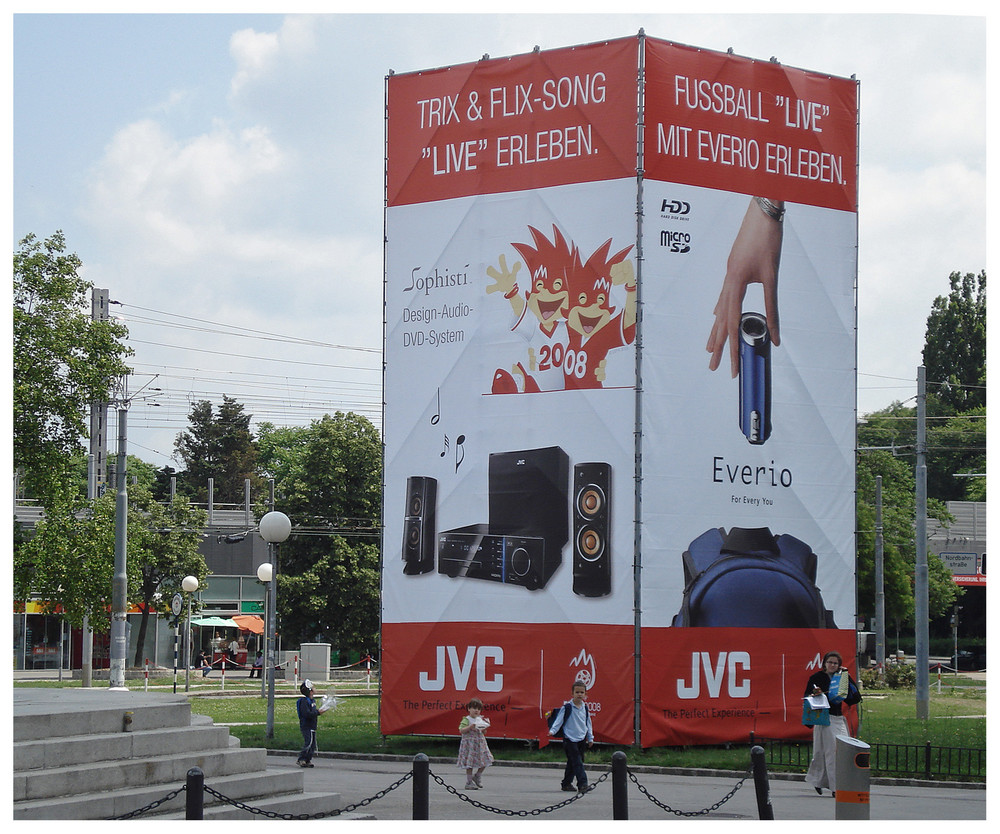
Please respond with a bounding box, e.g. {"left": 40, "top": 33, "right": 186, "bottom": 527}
{"left": 457, "top": 697, "right": 494, "bottom": 790}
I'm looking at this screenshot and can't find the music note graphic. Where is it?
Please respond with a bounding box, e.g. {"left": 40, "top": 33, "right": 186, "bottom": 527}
{"left": 430, "top": 388, "right": 441, "bottom": 425}
{"left": 455, "top": 435, "right": 465, "bottom": 472}
{"left": 440, "top": 435, "right": 449, "bottom": 457}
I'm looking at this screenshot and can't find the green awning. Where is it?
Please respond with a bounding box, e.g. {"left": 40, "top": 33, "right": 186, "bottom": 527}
{"left": 191, "top": 616, "right": 239, "bottom": 628}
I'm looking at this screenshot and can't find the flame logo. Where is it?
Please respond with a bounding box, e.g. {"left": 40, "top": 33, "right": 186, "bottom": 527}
{"left": 569, "top": 649, "right": 597, "bottom": 689}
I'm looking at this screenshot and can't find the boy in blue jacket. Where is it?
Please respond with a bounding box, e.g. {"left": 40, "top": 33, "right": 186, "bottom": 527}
{"left": 296, "top": 679, "right": 330, "bottom": 767}
{"left": 548, "top": 680, "right": 594, "bottom": 793}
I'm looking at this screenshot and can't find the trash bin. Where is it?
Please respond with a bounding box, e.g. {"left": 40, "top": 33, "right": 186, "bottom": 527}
{"left": 834, "top": 735, "right": 870, "bottom": 820}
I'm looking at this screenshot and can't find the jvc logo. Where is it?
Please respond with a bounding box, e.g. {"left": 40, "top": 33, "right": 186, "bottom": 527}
{"left": 676, "top": 651, "right": 751, "bottom": 699}
{"left": 418, "top": 646, "right": 504, "bottom": 692}
{"left": 660, "top": 199, "right": 691, "bottom": 215}
{"left": 660, "top": 230, "right": 691, "bottom": 253}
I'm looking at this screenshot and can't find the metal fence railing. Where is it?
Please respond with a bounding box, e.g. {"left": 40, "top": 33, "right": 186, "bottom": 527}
{"left": 755, "top": 737, "right": 985, "bottom": 781}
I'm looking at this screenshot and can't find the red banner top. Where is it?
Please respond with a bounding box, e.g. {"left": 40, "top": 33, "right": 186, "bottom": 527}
{"left": 386, "top": 38, "right": 640, "bottom": 206}
{"left": 644, "top": 38, "right": 859, "bottom": 212}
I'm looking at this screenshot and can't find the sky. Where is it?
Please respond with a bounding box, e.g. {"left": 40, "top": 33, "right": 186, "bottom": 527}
{"left": 10, "top": 6, "right": 990, "bottom": 473}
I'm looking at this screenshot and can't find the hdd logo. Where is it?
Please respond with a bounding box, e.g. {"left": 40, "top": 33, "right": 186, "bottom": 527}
{"left": 660, "top": 199, "right": 691, "bottom": 216}
{"left": 660, "top": 229, "right": 691, "bottom": 253}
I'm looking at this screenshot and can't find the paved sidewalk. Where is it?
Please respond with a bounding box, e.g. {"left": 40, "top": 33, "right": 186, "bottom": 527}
{"left": 265, "top": 752, "right": 986, "bottom": 821}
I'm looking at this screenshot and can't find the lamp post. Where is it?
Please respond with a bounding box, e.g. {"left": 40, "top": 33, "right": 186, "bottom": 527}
{"left": 259, "top": 511, "right": 291, "bottom": 739}
{"left": 256, "top": 562, "right": 273, "bottom": 699}
{"left": 181, "top": 575, "right": 199, "bottom": 693}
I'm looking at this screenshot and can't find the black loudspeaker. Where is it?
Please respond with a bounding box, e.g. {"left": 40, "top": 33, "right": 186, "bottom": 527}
{"left": 573, "top": 462, "right": 612, "bottom": 597}
{"left": 486, "top": 446, "right": 569, "bottom": 589}
{"left": 402, "top": 476, "right": 436, "bottom": 575}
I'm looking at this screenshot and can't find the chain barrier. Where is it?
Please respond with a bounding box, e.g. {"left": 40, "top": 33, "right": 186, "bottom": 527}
{"left": 112, "top": 785, "right": 187, "bottom": 820}
{"left": 429, "top": 767, "right": 610, "bottom": 816}
{"left": 112, "top": 760, "right": 752, "bottom": 820}
{"left": 627, "top": 765, "right": 752, "bottom": 817}
{"left": 110, "top": 771, "right": 412, "bottom": 820}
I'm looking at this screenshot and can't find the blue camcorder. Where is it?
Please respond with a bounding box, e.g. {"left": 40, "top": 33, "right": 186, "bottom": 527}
{"left": 738, "top": 311, "right": 771, "bottom": 445}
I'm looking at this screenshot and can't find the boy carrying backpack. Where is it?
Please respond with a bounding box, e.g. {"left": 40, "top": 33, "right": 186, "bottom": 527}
{"left": 547, "top": 680, "right": 594, "bottom": 794}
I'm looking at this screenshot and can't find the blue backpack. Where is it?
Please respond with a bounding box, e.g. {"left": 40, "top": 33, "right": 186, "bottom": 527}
{"left": 671, "top": 527, "right": 837, "bottom": 629}
{"left": 545, "top": 703, "right": 572, "bottom": 738}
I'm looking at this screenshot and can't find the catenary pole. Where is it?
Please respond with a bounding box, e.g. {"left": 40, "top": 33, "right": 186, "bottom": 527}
{"left": 914, "top": 366, "right": 929, "bottom": 719}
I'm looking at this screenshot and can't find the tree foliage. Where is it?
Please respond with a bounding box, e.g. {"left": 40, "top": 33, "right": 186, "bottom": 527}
{"left": 856, "top": 449, "right": 962, "bottom": 629}
{"left": 122, "top": 486, "right": 210, "bottom": 666}
{"left": 858, "top": 403, "right": 985, "bottom": 504}
{"left": 256, "top": 412, "right": 382, "bottom": 656}
{"left": 13, "top": 481, "right": 114, "bottom": 628}
{"left": 174, "top": 395, "right": 261, "bottom": 503}
{"left": 13, "top": 476, "right": 209, "bottom": 662}
{"left": 923, "top": 270, "right": 986, "bottom": 411}
{"left": 13, "top": 232, "right": 132, "bottom": 505}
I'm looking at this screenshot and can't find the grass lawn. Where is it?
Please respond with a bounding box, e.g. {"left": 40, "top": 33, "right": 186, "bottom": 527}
{"left": 185, "top": 684, "right": 984, "bottom": 779}
{"left": 16, "top": 676, "right": 984, "bottom": 779}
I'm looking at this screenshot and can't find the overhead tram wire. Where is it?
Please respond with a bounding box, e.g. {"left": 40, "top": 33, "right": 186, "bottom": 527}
{"left": 114, "top": 302, "right": 381, "bottom": 355}
{"left": 127, "top": 361, "right": 382, "bottom": 391}
{"left": 127, "top": 338, "right": 380, "bottom": 372}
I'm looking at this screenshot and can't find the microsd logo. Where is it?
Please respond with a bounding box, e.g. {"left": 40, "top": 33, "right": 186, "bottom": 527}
{"left": 660, "top": 229, "right": 691, "bottom": 254}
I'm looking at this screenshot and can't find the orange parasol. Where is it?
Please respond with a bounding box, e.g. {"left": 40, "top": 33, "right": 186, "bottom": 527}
{"left": 232, "top": 614, "right": 264, "bottom": 634}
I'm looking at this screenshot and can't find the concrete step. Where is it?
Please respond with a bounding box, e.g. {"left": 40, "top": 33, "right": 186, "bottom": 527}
{"left": 15, "top": 745, "right": 267, "bottom": 803}
{"left": 14, "top": 722, "right": 235, "bottom": 771}
{"left": 14, "top": 767, "right": 307, "bottom": 820}
{"left": 12, "top": 688, "right": 355, "bottom": 821}
{"left": 14, "top": 689, "right": 192, "bottom": 741}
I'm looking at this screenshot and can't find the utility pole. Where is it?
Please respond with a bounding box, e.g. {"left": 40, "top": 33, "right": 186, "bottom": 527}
{"left": 83, "top": 287, "right": 110, "bottom": 688}
{"left": 914, "top": 366, "right": 929, "bottom": 719}
{"left": 875, "top": 475, "right": 885, "bottom": 673}
{"left": 107, "top": 372, "right": 161, "bottom": 691}
{"left": 109, "top": 393, "right": 129, "bottom": 690}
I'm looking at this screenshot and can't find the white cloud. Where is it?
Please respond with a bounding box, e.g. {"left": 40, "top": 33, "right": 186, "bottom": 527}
{"left": 229, "top": 28, "right": 281, "bottom": 97}
{"left": 85, "top": 118, "right": 286, "bottom": 264}
{"left": 229, "top": 16, "right": 318, "bottom": 99}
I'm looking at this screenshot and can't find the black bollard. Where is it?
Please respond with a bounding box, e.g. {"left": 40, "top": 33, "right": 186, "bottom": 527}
{"left": 750, "top": 745, "right": 774, "bottom": 820}
{"left": 412, "top": 753, "right": 429, "bottom": 820}
{"left": 611, "top": 750, "right": 629, "bottom": 819}
{"left": 185, "top": 766, "right": 204, "bottom": 820}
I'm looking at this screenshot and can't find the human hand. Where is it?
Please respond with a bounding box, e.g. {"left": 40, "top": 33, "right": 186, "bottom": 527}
{"left": 706, "top": 198, "right": 783, "bottom": 377}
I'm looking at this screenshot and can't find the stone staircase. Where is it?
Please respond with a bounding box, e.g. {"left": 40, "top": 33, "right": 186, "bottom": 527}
{"left": 12, "top": 688, "right": 373, "bottom": 820}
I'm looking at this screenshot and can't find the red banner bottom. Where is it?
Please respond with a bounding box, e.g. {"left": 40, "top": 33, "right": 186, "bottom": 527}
{"left": 381, "top": 623, "right": 857, "bottom": 746}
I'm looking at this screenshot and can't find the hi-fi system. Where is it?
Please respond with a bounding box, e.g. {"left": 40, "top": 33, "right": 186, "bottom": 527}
{"left": 402, "top": 446, "right": 611, "bottom": 595}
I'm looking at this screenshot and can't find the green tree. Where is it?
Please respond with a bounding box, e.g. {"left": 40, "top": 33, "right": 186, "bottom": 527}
{"left": 923, "top": 270, "right": 986, "bottom": 411}
{"left": 256, "top": 412, "right": 382, "bottom": 655}
{"left": 14, "top": 478, "right": 209, "bottom": 663}
{"left": 859, "top": 403, "right": 985, "bottom": 503}
{"left": 174, "top": 395, "right": 261, "bottom": 503}
{"left": 856, "top": 448, "right": 961, "bottom": 629}
{"left": 123, "top": 486, "right": 209, "bottom": 667}
{"left": 13, "top": 231, "right": 132, "bottom": 505}
{"left": 13, "top": 481, "right": 114, "bottom": 629}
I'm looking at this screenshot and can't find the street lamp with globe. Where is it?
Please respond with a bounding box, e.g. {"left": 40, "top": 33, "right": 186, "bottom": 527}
{"left": 256, "top": 561, "right": 273, "bottom": 699}
{"left": 181, "top": 575, "right": 199, "bottom": 692}
{"left": 259, "top": 511, "right": 291, "bottom": 739}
